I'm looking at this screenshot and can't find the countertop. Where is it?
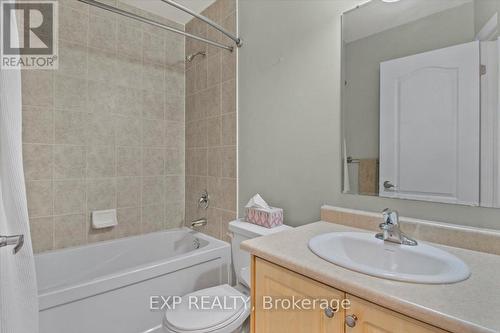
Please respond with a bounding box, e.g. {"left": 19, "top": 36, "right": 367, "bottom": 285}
{"left": 241, "top": 221, "right": 500, "bottom": 333}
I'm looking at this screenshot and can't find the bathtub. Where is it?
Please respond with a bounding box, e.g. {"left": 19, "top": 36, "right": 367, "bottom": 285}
{"left": 35, "top": 228, "right": 231, "bottom": 333}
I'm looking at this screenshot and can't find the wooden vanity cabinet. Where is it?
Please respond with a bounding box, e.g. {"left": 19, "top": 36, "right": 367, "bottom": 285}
{"left": 253, "top": 257, "right": 345, "bottom": 333}
{"left": 252, "top": 256, "right": 449, "bottom": 333}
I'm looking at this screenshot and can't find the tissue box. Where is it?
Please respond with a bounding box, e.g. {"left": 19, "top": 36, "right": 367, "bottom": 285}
{"left": 245, "top": 206, "right": 283, "bottom": 228}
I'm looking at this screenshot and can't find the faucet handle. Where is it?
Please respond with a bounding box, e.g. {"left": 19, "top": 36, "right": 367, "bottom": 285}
{"left": 382, "top": 208, "right": 398, "bottom": 225}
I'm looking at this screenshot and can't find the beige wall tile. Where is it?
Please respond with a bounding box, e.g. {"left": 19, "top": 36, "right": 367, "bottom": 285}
{"left": 207, "top": 117, "right": 222, "bottom": 147}
{"left": 86, "top": 113, "right": 115, "bottom": 146}
{"left": 59, "top": 6, "right": 88, "bottom": 45}
{"left": 118, "top": 24, "right": 143, "bottom": 59}
{"left": 89, "top": 14, "right": 117, "bottom": 52}
{"left": 53, "top": 145, "right": 86, "bottom": 179}
{"left": 26, "top": 181, "right": 53, "bottom": 218}
{"left": 24, "top": 1, "right": 192, "bottom": 251}
{"left": 54, "top": 110, "right": 86, "bottom": 145}
{"left": 88, "top": 48, "right": 117, "bottom": 82}
{"left": 142, "top": 204, "right": 165, "bottom": 233}
{"left": 117, "top": 147, "right": 142, "bottom": 176}
{"left": 221, "top": 146, "right": 236, "bottom": 178}
{"left": 88, "top": 81, "right": 118, "bottom": 114}
{"left": 207, "top": 147, "right": 221, "bottom": 177}
{"left": 165, "top": 148, "right": 184, "bottom": 175}
{"left": 165, "top": 93, "right": 184, "bottom": 123}
{"left": 87, "top": 178, "right": 116, "bottom": 211}
{"left": 219, "top": 0, "right": 236, "bottom": 19}
{"left": 207, "top": 54, "right": 221, "bottom": 87}
{"left": 220, "top": 209, "right": 236, "bottom": 242}
{"left": 221, "top": 79, "right": 236, "bottom": 114}
{"left": 195, "top": 59, "right": 208, "bottom": 92}
{"left": 115, "top": 55, "right": 143, "bottom": 87}
{"left": 143, "top": 63, "right": 165, "bottom": 92}
{"left": 221, "top": 113, "right": 236, "bottom": 146}
{"left": 54, "top": 180, "right": 85, "bottom": 215}
{"left": 184, "top": 0, "right": 237, "bottom": 242}
{"left": 115, "top": 116, "right": 141, "bottom": 146}
{"left": 55, "top": 75, "right": 88, "bottom": 111}
{"left": 142, "top": 176, "right": 165, "bottom": 206}
{"left": 143, "top": 32, "right": 166, "bottom": 66}
{"left": 142, "top": 90, "right": 165, "bottom": 120}
{"left": 21, "top": 70, "right": 53, "bottom": 107}
{"left": 203, "top": 85, "right": 221, "bottom": 118}
{"left": 186, "top": 66, "right": 195, "bottom": 95}
{"left": 165, "top": 121, "right": 184, "bottom": 150}
{"left": 165, "top": 201, "right": 185, "bottom": 229}
{"left": 115, "top": 87, "right": 143, "bottom": 118}
{"left": 142, "top": 119, "right": 165, "bottom": 147}
{"left": 23, "top": 144, "right": 52, "bottom": 181}
{"left": 221, "top": 51, "right": 236, "bottom": 82}
{"left": 186, "top": 119, "right": 207, "bottom": 148}
{"left": 116, "top": 207, "right": 141, "bottom": 237}
{"left": 116, "top": 177, "right": 141, "bottom": 208}
{"left": 54, "top": 214, "right": 86, "bottom": 249}
{"left": 165, "top": 175, "right": 184, "bottom": 203}
{"left": 30, "top": 217, "right": 54, "bottom": 253}
{"left": 22, "top": 106, "right": 53, "bottom": 144}
{"left": 58, "top": 40, "right": 87, "bottom": 78}
{"left": 186, "top": 148, "right": 207, "bottom": 176}
{"left": 143, "top": 148, "right": 165, "bottom": 176}
{"left": 87, "top": 145, "right": 116, "bottom": 178}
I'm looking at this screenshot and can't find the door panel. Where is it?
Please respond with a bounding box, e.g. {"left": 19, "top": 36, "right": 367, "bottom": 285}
{"left": 380, "top": 41, "right": 480, "bottom": 205}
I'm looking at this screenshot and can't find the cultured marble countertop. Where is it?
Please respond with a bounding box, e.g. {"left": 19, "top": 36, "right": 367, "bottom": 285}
{"left": 241, "top": 221, "right": 500, "bottom": 333}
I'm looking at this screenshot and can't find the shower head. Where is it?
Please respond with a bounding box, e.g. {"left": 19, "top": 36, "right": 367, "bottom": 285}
{"left": 186, "top": 51, "right": 206, "bottom": 62}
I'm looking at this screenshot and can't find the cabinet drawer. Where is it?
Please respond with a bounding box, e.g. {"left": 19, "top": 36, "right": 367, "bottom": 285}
{"left": 346, "top": 294, "right": 449, "bottom": 333}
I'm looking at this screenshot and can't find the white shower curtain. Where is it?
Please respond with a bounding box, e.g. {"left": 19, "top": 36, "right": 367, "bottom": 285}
{"left": 0, "top": 3, "right": 40, "bottom": 332}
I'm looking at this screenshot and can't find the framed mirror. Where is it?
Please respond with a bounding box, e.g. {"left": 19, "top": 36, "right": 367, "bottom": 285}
{"left": 341, "top": 0, "right": 500, "bottom": 207}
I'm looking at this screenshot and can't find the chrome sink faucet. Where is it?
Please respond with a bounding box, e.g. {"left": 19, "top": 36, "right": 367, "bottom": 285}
{"left": 375, "top": 208, "right": 417, "bottom": 246}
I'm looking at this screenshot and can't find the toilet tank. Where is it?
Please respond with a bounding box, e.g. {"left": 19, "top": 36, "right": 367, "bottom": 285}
{"left": 228, "top": 220, "right": 292, "bottom": 286}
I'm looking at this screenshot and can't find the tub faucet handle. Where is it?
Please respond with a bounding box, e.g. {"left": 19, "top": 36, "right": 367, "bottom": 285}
{"left": 198, "top": 190, "right": 209, "bottom": 209}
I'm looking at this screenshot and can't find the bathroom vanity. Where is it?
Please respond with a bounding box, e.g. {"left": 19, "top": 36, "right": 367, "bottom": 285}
{"left": 242, "top": 207, "right": 500, "bottom": 333}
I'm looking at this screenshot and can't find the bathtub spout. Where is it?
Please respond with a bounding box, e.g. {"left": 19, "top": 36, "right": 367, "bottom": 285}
{"left": 191, "top": 218, "right": 207, "bottom": 228}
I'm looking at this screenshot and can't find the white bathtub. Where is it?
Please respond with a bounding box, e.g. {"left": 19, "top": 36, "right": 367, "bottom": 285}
{"left": 35, "top": 228, "right": 231, "bottom": 333}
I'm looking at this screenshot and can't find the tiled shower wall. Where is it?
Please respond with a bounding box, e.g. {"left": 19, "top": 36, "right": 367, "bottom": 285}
{"left": 185, "top": 0, "right": 237, "bottom": 242}
{"left": 23, "top": 0, "right": 186, "bottom": 253}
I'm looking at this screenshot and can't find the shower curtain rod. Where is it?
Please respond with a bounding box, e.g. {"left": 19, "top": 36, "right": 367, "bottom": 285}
{"left": 77, "top": 0, "right": 241, "bottom": 52}
{"left": 160, "top": 0, "right": 242, "bottom": 47}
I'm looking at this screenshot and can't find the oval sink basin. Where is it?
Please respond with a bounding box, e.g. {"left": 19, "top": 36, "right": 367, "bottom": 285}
{"left": 308, "top": 232, "right": 470, "bottom": 284}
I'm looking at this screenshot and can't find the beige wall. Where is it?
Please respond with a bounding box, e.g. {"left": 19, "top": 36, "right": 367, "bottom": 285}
{"left": 238, "top": 0, "right": 500, "bottom": 230}
{"left": 184, "top": 0, "right": 237, "bottom": 242}
{"left": 23, "top": 0, "right": 186, "bottom": 252}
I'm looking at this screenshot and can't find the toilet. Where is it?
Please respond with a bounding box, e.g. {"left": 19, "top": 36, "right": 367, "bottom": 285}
{"left": 163, "top": 220, "right": 292, "bottom": 333}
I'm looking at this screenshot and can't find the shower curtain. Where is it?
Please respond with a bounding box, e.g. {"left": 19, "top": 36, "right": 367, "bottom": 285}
{"left": 0, "top": 3, "right": 40, "bottom": 332}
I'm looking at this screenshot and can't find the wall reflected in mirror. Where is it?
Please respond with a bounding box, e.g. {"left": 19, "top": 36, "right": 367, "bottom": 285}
{"left": 341, "top": 0, "right": 500, "bottom": 207}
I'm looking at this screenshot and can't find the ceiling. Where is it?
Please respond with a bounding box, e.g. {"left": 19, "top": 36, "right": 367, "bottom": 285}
{"left": 120, "top": 0, "right": 216, "bottom": 25}
{"left": 343, "top": 0, "right": 473, "bottom": 43}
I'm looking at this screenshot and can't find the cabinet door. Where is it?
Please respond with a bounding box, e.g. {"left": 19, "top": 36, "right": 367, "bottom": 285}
{"left": 346, "top": 295, "right": 448, "bottom": 333}
{"left": 253, "top": 257, "right": 345, "bottom": 333}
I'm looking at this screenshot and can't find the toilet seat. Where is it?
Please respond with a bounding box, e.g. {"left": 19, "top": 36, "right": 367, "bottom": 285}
{"left": 163, "top": 284, "right": 250, "bottom": 333}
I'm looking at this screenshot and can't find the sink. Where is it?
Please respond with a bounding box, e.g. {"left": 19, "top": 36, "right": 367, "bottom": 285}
{"left": 308, "top": 232, "right": 470, "bottom": 284}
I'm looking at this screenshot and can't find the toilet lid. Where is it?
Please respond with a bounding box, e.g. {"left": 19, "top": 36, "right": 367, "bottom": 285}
{"left": 164, "top": 284, "right": 248, "bottom": 332}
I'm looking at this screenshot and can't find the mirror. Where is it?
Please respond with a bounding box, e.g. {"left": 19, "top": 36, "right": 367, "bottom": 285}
{"left": 341, "top": 0, "right": 500, "bottom": 207}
